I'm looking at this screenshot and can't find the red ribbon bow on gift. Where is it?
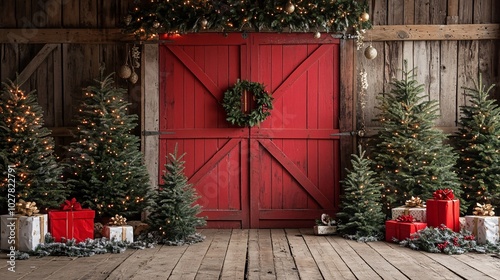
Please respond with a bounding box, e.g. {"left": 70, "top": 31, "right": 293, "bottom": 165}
{"left": 432, "top": 188, "right": 454, "bottom": 200}
{"left": 396, "top": 214, "right": 416, "bottom": 223}
{"left": 60, "top": 198, "right": 83, "bottom": 211}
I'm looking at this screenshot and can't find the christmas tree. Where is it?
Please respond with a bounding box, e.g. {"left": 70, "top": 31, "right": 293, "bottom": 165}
{"left": 147, "top": 144, "right": 206, "bottom": 243}
{"left": 336, "top": 146, "right": 385, "bottom": 241}
{"left": 0, "top": 79, "right": 67, "bottom": 213}
{"left": 66, "top": 72, "right": 150, "bottom": 219}
{"left": 373, "top": 62, "right": 461, "bottom": 214}
{"left": 455, "top": 77, "right": 500, "bottom": 213}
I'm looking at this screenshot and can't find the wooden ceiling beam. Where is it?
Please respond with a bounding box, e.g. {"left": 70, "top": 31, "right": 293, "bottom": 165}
{"left": 366, "top": 24, "right": 500, "bottom": 41}
{"left": 0, "top": 24, "right": 498, "bottom": 44}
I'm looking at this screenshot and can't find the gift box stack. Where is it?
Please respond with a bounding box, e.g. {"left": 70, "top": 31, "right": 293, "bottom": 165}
{"left": 464, "top": 203, "right": 499, "bottom": 244}
{"left": 0, "top": 200, "right": 47, "bottom": 252}
{"left": 385, "top": 196, "right": 427, "bottom": 242}
{"left": 426, "top": 189, "right": 460, "bottom": 232}
{"left": 48, "top": 198, "right": 95, "bottom": 242}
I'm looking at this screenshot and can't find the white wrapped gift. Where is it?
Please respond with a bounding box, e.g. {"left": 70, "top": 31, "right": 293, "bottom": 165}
{"left": 102, "top": 225, "right": 133, "bottom": 242}
{"left": 391, "top": 206, "right": 427, "bottom": 222}
{"left": 1, "top": 214, "right": 48, "bottom": 252}
{"left": 464, "top": 216, "right": 499, "bottom": 244}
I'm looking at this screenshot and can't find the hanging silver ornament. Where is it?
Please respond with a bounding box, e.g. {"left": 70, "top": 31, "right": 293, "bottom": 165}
{"left": 124, "top": 15, "right": 132, "bottom": 26}
{"left": 285, "top": 1, "right": 295, "bottom": 14}
{"left": 152, "top": 20, "right": 160, "bottom": 29}
{"left": 200, "top": 18, "right": 208, "bottom": 29}
{"left": 118, "top": 64, "right": 132, "bottom": 79}
{"left": 360, "top": 12, "right": 370, "bottom": 22}
{"left": 129, "top": 71, "right": 139, "bottom": 84}
{"left": 364, "top": 45, "right": 377, "bottom": 60}
{"left": 314, "top": 31, "right": 321, "bottom": 39}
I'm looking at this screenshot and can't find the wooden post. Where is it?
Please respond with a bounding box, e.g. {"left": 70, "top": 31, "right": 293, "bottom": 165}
{"left": 142, "top": 44, "right": 159, "bottom": 190}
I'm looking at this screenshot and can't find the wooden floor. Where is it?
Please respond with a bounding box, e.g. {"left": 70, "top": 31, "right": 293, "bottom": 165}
{"left": 1, "top": 228, "right": 500, "bottom": 280}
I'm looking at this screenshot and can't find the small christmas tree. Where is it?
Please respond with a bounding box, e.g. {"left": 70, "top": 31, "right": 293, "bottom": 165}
{"left": 0, "top": 79, "right": 67, "bottom": 213}
{"left": 147, "top": 144, "right": 206, "bottom": 243}
{"left": 66, "top": 72, "right": 150, "bottom": 218}
{"left": 336, "top": 146, "right": 385, "bottom": 241}
{"left": 455, "top": 77, "right": 500, "bottom": 213}
{"left": 373, "top": 62, "right": 461, "bottom": 214}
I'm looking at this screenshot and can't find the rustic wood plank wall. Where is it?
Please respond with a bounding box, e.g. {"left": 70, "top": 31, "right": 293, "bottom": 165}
{"left": 0, "top": 0, "right": 138, "bottom": 154}
{"left": 360, "top": 0, "right": 500, "bottom": 134}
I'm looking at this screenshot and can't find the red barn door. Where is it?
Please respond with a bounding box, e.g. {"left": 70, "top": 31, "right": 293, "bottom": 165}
{"left": 159, "top": 33, "right": 341, "bottom": 228}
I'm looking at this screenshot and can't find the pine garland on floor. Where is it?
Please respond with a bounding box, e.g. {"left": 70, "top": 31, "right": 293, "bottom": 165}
{"left": 400, "top": 226, "right": 500, "bottom": 255}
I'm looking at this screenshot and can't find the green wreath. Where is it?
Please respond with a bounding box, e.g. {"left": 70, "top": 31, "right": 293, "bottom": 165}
{"left": 222, "top": 80, "right": 274, "bottom": 127}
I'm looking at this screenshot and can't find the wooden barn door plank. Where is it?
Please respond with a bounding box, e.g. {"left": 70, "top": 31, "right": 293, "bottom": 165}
{"left": 16, "top": 44, "right": 57, "bottom": 84}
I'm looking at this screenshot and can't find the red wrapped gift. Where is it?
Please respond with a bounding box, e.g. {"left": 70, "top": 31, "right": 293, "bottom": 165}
{"left": 48, "top": 198, "right": 95, "bottom": 242}
{"left": 385, "top": 220, "right": 427, "bottom": 242}
{"left": 426, "top": 189, "right": 460, "bottom": 232}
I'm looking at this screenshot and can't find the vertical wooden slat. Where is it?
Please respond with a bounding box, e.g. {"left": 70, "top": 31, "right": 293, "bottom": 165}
{"left": 339, "top": 39, "right": 355, "bottom": 179}
{"left": 142, "top": 44, "right": 159, "bottom": 190}
{"left": 0, "top": 1, "right": 18, "bottom": 82}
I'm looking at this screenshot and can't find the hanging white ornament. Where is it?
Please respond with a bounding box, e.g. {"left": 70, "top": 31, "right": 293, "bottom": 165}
{"left": 360, "top": 12, "right": 370, "bottom": 22}
{"left": 313, "top": 31, "right": 321, "bottom": 39}
{"left": 364, "top": 45, "right": 377, "bottom": 60}
{"left": 152, "top": 20, "right": 160, "bottom": 29}
{"left": 200, "top": 18, "right": 208, "bottom": 29}
{"left": 285, "top": 1, "right": 295, "bottom": 14}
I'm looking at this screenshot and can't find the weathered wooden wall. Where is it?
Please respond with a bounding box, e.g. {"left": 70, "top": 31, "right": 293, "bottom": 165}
{"left": 359, "top": 0, "right": 500, "bottom": 134}
{"left": 0, "top": 0, "right": 139, "bottom": 154}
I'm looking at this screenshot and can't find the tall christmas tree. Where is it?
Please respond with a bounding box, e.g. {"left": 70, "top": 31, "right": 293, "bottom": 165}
{"left": 66, "top": 72, "right": 150, "bottom": 219}
{"left": 455, "top": 77, "right": 500, "bottom": 213}
{"left": 0, "top": 79, "right": 67, "bottom": 213}
{"left": 336, "top": 146, "right": 385, "bottom": 240}
{"left": 147, "top": 145, "right": 206, "bottom": 243}
{"left": 373, "top": 63, "right": 461, "bottom": 214}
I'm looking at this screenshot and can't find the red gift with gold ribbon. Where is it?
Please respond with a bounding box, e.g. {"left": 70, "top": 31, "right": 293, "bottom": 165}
{"left": 385, "top": 214, "right": 427, "bottom": 242}
{"left": 426, "top": 189, "right": 460, "bottom": 232}
{"left": 48, "top": 198, "right": 95, "bottom": 242}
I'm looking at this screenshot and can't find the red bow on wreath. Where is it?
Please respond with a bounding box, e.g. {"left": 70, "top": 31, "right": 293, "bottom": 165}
{"left": 396, "top": 214, "right": 416, "bottom": 223}
{"left": 433, "top": 189, "right": 454, "bottom": 200}
{"left": 60, "top": 198, "right": 83, "bottom": 211}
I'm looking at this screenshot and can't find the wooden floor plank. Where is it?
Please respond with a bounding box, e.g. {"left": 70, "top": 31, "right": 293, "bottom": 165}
{"left": 299, "top": 228, "right": 356, "bottom": 280}
{"left": 194, "top": 229, "right": 232, "bottom": 280}
{"left": 106, "top": 245, "right": 163, "bottom": 279}
{"left": 168, "top": 230, "right": 218, "bottom": 280}
{"left": 285, "top": 228, "right": 323, "bottom": 280}
{"left": 220, "top": 229, "right": 249, "bottom": 280}
{"left": 132, "top": 244, "right": 188, "bottom": 279}
{"left": 270, "top": 229, "right": 300, "bottom": 280}
{"left": 247, "top": 229, "right": 276, "bottom": 280}
{"left": 370, "top": 242, "right": 463, "bottom": 280}
{"left": 420, "top": 250, "right": 496, "bottom": 279}
{"left": 79, "top": 249, "right": 137, "bottom": 280}
{"left": 1, "top": 256, "right": 67, "bottom": 280}
{"left": 36, "top": 254, "right": 114, "bottom": 279}
{"left": 327, "top": 236, "right": 382, "bottom": 280}
{"left": 453, "top": 253, "right": 500, "bottom": 279}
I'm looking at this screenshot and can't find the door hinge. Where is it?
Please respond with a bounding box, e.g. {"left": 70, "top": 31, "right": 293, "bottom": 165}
{"left": 330, "top": 130, "right": 365, "bottom": 137}
{"left": 142, "top": 131, "right": 176, "bottom": 136}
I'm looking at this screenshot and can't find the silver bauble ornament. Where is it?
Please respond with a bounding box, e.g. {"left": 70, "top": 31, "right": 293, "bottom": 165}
{"left": 313, "top": 31, "right": 321, "bottom": 39}
{"left": 118, "top": 65, "right": 132, "bottom": 79}
{"left": 124, "top": 15, "right": 132, "bottom": 26}
{"left": 364, "top": 45, "right": 377, "bottom": 59}
{"left": 152, "top": 21, "right": 160, "bottom": 29}
{"left": 285, "top": 1, "right": 295, "bottom": 14}
{"left": 360, "top": 12, "right": 370, "bottom": 22}
{"left": 200, "top": 18, "right": 208, "bottom": 28}
{"left": 129, "top": 72, "right": 139, "bottom": 84}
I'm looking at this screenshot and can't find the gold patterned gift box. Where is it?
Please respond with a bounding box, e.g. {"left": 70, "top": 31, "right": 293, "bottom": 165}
{"left": 391, "top": 206, "right": 427, "bottom": 222}
{"left": 464, "top": 216, "right": 499, "bottom": 244}
{"left": 102, "top": 225, "right": 134, "bottom": 242}
{"left": 0, "top": 214, "right": 48, "bottom": 252}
